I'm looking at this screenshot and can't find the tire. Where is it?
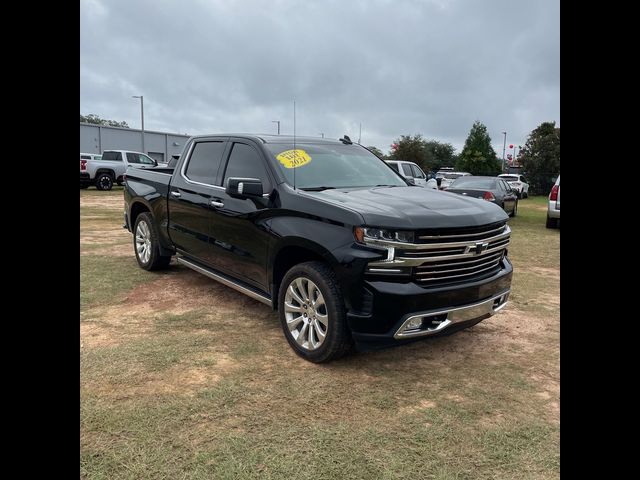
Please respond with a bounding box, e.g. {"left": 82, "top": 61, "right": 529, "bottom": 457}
{"left": 133, "top": 212, "right": 172, "bottom": 270}
{"left": 509, "top": 200, "right": 518, "bottom": 217}
{"left": 546, "top": 215, "right": 558, "bottom": 229}
{"left": 278, "top": 261, "right": 353, "bottom": 363}
{"left": 523, "top": 190, "right": 529, "bottom": 199}
{"left": 95, "top": 173, "right": 113, "bottom": 191}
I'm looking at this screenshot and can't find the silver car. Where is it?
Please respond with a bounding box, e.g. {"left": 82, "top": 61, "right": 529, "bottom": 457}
{"left": 546, "top": 175, "right": 560, "bottom": 228}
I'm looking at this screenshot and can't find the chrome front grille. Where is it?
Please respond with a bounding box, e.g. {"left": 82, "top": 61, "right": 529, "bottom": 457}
{"left": 366, "top": 222, "right": 510, "bottom": 286}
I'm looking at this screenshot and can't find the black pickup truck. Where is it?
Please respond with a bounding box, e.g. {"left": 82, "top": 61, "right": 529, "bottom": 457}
{"left": 123, "top": 134, "right": 512, "bottom": 362}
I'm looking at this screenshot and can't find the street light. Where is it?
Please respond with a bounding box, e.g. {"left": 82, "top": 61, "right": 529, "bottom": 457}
{"left": 318, "top": 132, "right": 324, "bottom": 138}
{"left": 501, "top": 131, "right": 507, "bottom": 171}
{"left": 132, "top": 95, "right": 145, "bottom": 152}
{"left": 271, "top": 120, "right": 280, "bottom": 135}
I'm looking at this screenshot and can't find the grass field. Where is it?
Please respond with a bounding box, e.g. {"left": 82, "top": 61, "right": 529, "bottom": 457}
{"left": 80, "top": 189, "right": 559, "bottom": 479}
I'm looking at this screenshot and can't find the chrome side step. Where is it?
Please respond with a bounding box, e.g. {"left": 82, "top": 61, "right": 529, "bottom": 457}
{"left": 176, "top": 256, "right": 272, "bottom": 306}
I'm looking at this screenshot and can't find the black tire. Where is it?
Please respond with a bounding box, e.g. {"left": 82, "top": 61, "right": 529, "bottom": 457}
{"left": 509, "top": 200, "right": 518, "bottom": 217}
{"left": 546, "top": 215, "right": 558, "bottom": 229}
{"left": 95, "top": 173, "right": 113, "bottom": 191}
{"left": 133, "top": 212, "right": 172, "bottom": 271}
{"left": 278, "top": 261, "right": 353, "bottom": 363}
{"left": 523, "top": 191, "right": 529, "bottom": 199}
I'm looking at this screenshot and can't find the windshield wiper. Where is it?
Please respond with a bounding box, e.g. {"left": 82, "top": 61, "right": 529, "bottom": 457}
{"left": 299, "top": 186, "right": 337, "bottom": 192}
{"left": 374, "top": 184, "right": 399, "bottom": 187}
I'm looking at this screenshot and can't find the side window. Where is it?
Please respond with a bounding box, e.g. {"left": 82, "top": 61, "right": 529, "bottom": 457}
{"left": 410, "top": 164, "right": 425, "bottom": 179}
{"left": 521, "top": 176, "right": 528, "bottom": 184}
{"left": 184, "top": 141, "right": 227, "bottom": 185}
{"left": 139, "top": 154, "right": 156, "bottom": 165}
{"left": 401, "top": 164, "right": 413, "bottom": 177}
{"left": 388, "top": 163, "right": 399, "bottom": 173}
{"left": 80, "top": 155, "right": 91, "bottom": 160}
{"left": 223, "top": 143, "right": 272, "bottom": 191}
{"left": 127, "top": 153, "right": 140, "bottom": 164}
{"left": 101, "top": 151, "right": 123, "bottom": 162}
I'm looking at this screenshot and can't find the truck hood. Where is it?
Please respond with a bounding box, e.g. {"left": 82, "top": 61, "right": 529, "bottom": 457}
{"left": 303, "top": 186, "right": 508, "bottom": 229}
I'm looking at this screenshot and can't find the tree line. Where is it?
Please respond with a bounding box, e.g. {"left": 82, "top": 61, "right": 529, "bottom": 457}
{"left": 367, "top": 120, "right": 560, "bottom": 195}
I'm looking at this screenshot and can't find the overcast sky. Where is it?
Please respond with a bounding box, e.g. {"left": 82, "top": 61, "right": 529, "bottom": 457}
{"left": 80, "top": 0, "right": 559, "bottom": 155}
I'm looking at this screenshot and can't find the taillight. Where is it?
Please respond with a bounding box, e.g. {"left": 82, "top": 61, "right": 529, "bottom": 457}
{"left": 549, "top": 184, "right": 559, "bottom": 201}
{"left": 483, "top": 191, "right": 495, "bottom": 201}
{"left": 80, "top": 159, "right": 87, "bottom": 171}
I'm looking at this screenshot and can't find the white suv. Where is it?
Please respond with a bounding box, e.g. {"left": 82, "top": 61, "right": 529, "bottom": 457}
{"left": 437, "top": 171, "right": 471, "bottom": 190}
{"left": 386, "top": 160, "right": 438, "bottom": 189}
{"left": 546, "top": 175, "right": 560, "bottom": 228}
{"left": 498, "top": 174, "right": 529, "bottom": 198}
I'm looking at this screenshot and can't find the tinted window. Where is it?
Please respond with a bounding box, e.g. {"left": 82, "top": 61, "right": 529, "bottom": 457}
{"left": 450, "top": 177, "right": 498, "bottom": 189}
{"left": 501, "top": 175, "right": 519, "bottom": 181}
{"left": 102, "top": 151, "right": 123, "bottom": 161}
{"left": 387, "top": 162, "right": 399, "bottom": 172}
{"left": 139, "top": 154, "right": 156, "bottom": 165}
{"left": 401, "top": 164, "right": 413, "bottom": 176}
{"left": 521, "top": 176, "right": 528, "bottom": 183}
{"left": 185, "top": 141, "right": 226, "bottom": 184}
{"left": 80, "top": 155, "right": 91, "bottom": 160}
{"left": 410, "top": 164, "right": 425, "bottom": 179}
{"left": 223, "top": 143, "right": 272, "bottom": 191}
{"left": 127, "top": 153, "right": 140, "bottom": 164}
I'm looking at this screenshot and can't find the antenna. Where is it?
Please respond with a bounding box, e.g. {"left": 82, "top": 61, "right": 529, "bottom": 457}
{"left": 293, "top": 100, "right": 296, "bottom": 190}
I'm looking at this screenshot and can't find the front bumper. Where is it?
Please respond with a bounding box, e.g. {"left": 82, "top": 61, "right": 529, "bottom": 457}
{"left": 347, "top": 257, "right": 513, "bottom": 350}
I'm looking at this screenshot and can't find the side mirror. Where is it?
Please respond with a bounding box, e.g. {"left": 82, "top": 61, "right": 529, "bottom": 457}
{"left": 226, "top": 177, "right": 263, "bottom": 198}
{"left": 406, "top": 177, "right": 416, "bottom": 185}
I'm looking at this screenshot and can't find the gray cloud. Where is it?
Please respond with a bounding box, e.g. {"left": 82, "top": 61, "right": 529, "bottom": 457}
{"left": 80, "top": 0, "right": 559, "bottom": 154}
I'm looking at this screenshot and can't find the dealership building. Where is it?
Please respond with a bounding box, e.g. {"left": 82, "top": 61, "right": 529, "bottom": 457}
{"left": 80, "top": 123, "right": 191, "bottom": 164}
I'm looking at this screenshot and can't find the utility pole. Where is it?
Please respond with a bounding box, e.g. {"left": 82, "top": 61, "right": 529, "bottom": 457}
{"left": 271, "top": 120, "right": 280, "bottom": 135}
{"left": 132, "top": 95, "right": 145, "bottom": 152}
{"left": 318, "top": 132, "right": 324, "bottom": 138}
{"left": 358, "top": 123, "right": 362, "bottom": 143}
{"left": 501, "top": 131, "right": 507, "bottom": 171}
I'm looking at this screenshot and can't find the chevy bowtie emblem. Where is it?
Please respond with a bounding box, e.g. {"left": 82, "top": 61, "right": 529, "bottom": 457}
{"left": 474, "top": 242, "right": 489, "bottom": 254}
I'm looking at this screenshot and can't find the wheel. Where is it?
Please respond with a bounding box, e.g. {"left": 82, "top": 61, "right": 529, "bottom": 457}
{"left": 95, "top": 173, "right": 113, "bottom": 191}
{"left": 546, "top": 215, "right": 558, "bottom": 229}
{"left": 279, "top": 261, "right": 353, "bottom": 363}
{"left": 509, "top": 200, "right": 518, "bottom": 217}
{"left": 523, "top": 190, "right": 529, "bottom": 199}
{"left": 133, "top": 212, "right": 172, "bottom": 270}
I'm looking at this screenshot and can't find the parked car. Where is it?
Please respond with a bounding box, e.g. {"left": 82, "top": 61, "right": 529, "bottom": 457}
{"left": 498, "top": 173, "right": 529, "bottom": 198}
{"left": 123, "top": 134, "right": 512, "bottom": 362}
{"left": 445, "top": 175, "right": 518, "bottom": 217}
{"left": 546, "top": 175, "right": 560, "bottom": 228}
{"left": 437, "top": 171, "right": 471, "bottom": 190}
{"left": 80, "top": 150, "right": 160, "bottom": 190}
{"left": 385, "top": 160, "right": 436, "bottom": 188}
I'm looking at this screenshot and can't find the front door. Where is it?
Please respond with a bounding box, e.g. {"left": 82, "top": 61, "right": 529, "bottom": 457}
{"left": 206, "top": 139, "right": 276, "bottom": 291}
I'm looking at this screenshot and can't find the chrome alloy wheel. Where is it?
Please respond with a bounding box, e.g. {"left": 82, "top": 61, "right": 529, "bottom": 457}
{"left": 284, "top": 277, "right": 328, "bottom": 351}
{"left": 135, "top": 220, "right": 152, "bottom": 264}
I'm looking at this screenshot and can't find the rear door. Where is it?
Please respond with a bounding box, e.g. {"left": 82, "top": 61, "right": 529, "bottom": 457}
{"left": 409, "top": 163, "right": 427, "bottom": 185}
{"left": 167, "top": 138, "right": 229, "bottom": 266}
{"left": 206, "top": 138, "right": 276, "bottom": 290}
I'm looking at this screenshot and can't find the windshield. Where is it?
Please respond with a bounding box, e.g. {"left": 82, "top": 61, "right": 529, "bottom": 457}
{"left": 443, "top": 173, "right": 465, "bottom": 179}
{"left": 450, "top": 177, "right": 497, "bottom": 189}
{"left": 264, "top": 143, "right": 406, "bottom": 189}
{"left": 501, "top": 175, "right": 519, "bottom": 181}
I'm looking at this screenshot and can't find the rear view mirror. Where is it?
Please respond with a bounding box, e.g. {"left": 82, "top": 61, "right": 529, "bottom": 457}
{"left": 226, "top": 177, "right": 263, "bottom": 198}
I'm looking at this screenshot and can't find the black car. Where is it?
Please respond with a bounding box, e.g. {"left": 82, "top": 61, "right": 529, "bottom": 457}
{"left": 123, "top": 135, "right": 513, "bottom": 362}
{"left": 445, "top": 176, "right": 518, "bottom": 217}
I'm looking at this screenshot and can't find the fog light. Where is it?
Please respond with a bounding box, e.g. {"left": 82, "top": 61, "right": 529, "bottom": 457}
{"left": 405, "top": 317, "right": 423, "bottom": 330}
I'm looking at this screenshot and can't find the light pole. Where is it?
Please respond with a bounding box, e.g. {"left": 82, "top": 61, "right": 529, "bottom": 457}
{"left": 318, "top": 132, "right": 324, "bottom": 138}
{"left": 501, "top": 131, "right": 507, "bottom": 171}
{"left": 511, "top": 144, "right": 516, "bottom": 166}
{"left": 271, "top": 120, "right": 280, "bottom": 135}
{"left": 132, "top": 95, "right": 145, "bottom": 152}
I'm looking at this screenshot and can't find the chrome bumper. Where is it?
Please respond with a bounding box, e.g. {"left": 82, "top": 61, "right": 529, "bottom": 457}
{"left": 393, "top": 290, "right": 510, "bottom": 339}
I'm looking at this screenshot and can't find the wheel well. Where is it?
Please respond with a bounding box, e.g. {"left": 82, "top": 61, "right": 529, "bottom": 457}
{"left": 130, "top": 202, "right": 150, "bottom": 228}
{"left": 95, "top": 168, "right": 115, "bottom": 179}
{"left": 272, "top": 246, "right": 328, "bottom": 309}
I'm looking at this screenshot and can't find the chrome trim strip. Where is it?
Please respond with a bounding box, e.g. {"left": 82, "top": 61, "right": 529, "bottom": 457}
{"left": 368, "top": 242, "right": 509, "bottom": 267}
{"left": 414, "top": 262, "right": 500, "bottom": 281}
{"left": 367, "top": 268, "right": 404, "bottom": 273}
{"left": 415, "top": 258, "right": 502, "bottom": 276}
{"left": 394, "top": 290, "right": 510, "bottom": 339}
{"left": 176, "top": 256, "right": 271, "bottom": 306}
{"left": 366, "top": 225, "right": 511, "bottom": 251}
{"left": 418, "top": 224, "right": 506, "bottom": 240}
{"left": 415, "top": 250, "right": 504, "bottom": 271}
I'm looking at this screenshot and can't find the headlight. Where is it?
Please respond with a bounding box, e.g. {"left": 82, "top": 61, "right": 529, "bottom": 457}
{"left": 354, "top": 227, "right": 414, "bottom": 244}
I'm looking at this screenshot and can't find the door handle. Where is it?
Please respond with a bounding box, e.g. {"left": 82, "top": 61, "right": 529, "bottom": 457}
{"left": 170, "top": 191, "right": 181, "bottom": 197}
{"left": 210, "top": 200, "right": 224, "bottom": 208}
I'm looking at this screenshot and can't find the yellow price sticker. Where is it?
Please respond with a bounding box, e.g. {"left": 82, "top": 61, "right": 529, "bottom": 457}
{"left": 276, "top": 149, "right": 312, "bottom": 169}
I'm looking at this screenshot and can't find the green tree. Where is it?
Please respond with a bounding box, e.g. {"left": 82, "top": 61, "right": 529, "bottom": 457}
{"left": 389, "top": 134, "right": 429, "bottom": 170}
{"left": 366, "top": 146, "right": 385, "bottom": 159}
{"left": 424, "top": 140, "right": 456, "bottom": 173}
{"left": 80, "top": 113, "right": 130, "bottom": 128}
{"left": 456, "top": 121, "right": 501, "bottom": 175}
{"left": 519, "top": 122, "right": 560, "bottom": 195}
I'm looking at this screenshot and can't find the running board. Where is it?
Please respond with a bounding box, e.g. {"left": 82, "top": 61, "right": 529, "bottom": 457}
{"left": 176, "top": 256, "right": 272, "bottom": 306}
